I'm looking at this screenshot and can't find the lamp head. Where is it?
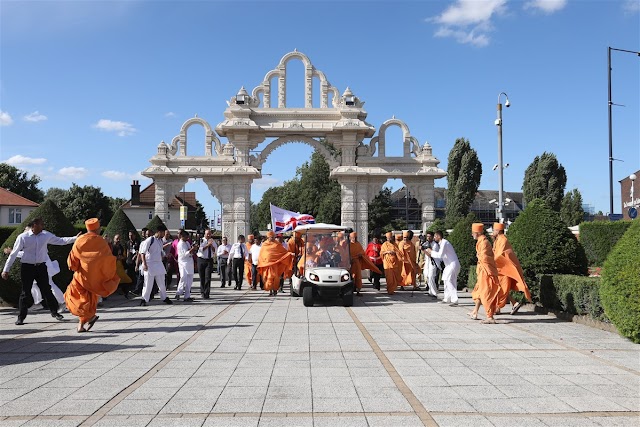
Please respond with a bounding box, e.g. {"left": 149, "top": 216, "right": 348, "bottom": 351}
{"left": 505, "top": 99, "right": 510, "bottom": 108}
{"left": 488, "top": 199, "right": 497, "bottom": 204}
{"left": 631, "top": 173, "right": 637, "bottom": 182}
{"left": 492, "top": 164, "right": 499, "bottom": 171}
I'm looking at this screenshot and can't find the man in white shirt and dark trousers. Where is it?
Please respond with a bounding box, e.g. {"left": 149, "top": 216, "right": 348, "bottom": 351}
{"left": 426, "top": 230, "right": 461, "bottom": 305}
{"left": 139, "top": 225, "right": 172, "bottom": 306}
{"left": 2, "top": 218, "right": 79, "bottom": 325}
{"left": 249, "top": 236, "right": 263, "bottom": 290}
{"left": 229, "top": 235, "right": 248, "bottom": 290}
{"left": 217, "top": 237, "right": 231, "bottom": 287}
{"left": 197, "top": 229, "right": 216, "bottom": 299}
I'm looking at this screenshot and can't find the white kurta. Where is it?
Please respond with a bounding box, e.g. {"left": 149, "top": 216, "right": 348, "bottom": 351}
{"left": 429, "top": 238, "right": 460, "bottom": 303}
{"left": 141, "top": 236, "right": 167, "bottom": 302}
{"left": 176, "top": 240, "right": 194, "bottom": 299}
{"left": 423, "top": 241, "right": 440, "bottom": 297}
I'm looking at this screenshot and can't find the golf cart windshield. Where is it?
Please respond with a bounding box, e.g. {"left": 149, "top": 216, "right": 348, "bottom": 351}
{"left": 294, "top": 224, "right": 351, "bottom": 271}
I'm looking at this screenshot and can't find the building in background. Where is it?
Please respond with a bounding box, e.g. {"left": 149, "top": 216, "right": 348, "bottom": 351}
{"left": 620, "top": 169, "right": 640, "bottom": 220}
{"left": 121, "top": 180, "right": 197, "bottom": 231}
{"left": 0, "top": 188, "right": 39, "bottom": 227}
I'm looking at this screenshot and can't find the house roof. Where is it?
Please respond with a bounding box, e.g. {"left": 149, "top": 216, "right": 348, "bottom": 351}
{"left": 0, "top": 188, "right": 39, "bottom": 207}
{"left": 120, "top": 183, "right": 197, "bottom": 209}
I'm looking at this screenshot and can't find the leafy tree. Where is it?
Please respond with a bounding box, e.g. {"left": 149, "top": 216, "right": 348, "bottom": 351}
{"left": 109, "top": 197, "right": 126, "bottom": 217}
{"left": 58, "top": 183, "right": 112, "bottom": 225}
{"left": 0, "top": 163, "right": 45, "bottom": 203}
{"left": 426, "top": 218, "right": 448, "bottom": 238}
{"left": 446, "top": 213, "right": 479, "bottom": 289}
{"left": 145, "top": 215, "right": 166, "bottom": 233}
{"left": 368, "top": 187, "right": 393, "bottom": 236}
{"left": 522, "top": 152, "right": 567, "bottom": 211}
{"left": 195, "top": 200, "right": 208, "bottom": 229}
{"left": 0, "top": 200, "right": 77, "bottom": 306}
{"left": 560, "top": 188, "right": 585, "bottom": 226}
{"left": 444, "top": 138, "right": 482, "bottom": 228}
{"left": 45, "top": 187, "right": 68, "bottom": 202}
{"left": 104, "top": 208, "right": 140, "bottom": 244}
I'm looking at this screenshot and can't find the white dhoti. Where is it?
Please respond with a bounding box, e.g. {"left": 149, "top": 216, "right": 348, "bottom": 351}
{"left": 176, "top": 266, "right": 193, "bottom": 299}
{"left": 424, "top": 259, "right": 439, "bottom": 297}
{"left": 142, "top": 261, "right": 167, "bottom": 302}
{"left": 442, "top": 261, "right": 460, "bottom": 303}
{"left": 31, "top": 259, "right": 66, "bottom": 306}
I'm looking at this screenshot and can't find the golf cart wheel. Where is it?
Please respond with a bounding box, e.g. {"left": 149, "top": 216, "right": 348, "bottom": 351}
{"left": 302, "top": 286, "right": 314, "bottom": 307}
{"left": 343, "top": 292, "right": 354, "bottom": 307}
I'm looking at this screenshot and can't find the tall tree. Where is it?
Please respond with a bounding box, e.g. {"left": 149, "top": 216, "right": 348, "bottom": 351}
{"left": 45, "top": 187, "right": 68, "bottom": 202}
{"left": 522, "top": 152, "right": 567, "bottom": 211}
{"left": 561, "top": 188, "right": 585, "bottom": 226}
{"left": 195, "top": 200, "right": 208, "bottom": 229}
{"left": 59, "top": 183, "right": 112, "bottom": 225}
{"left": 368, "top": 187, "right": 393, "bottom": 235}
{"left": 108, "top": 197, "right": 126, "bottom": 216}
{"left": 0, "top": 163, "right": 45, "bottom": 203}
{"left": 445, "top": 138, "right": 482, "bottom": 228}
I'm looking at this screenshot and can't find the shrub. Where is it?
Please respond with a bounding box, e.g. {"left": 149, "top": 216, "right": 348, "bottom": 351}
{"left": 507, "top": 199, "right": 588, "bottom": 295}
{"left": 0, "top": 226, "right": 17, "bottom": 245}
{"left": 426, "top": 218, "right": 448, "bottom": 238}
{"left": 538, "top": 274, "right": 607, "bottom": 322}
{"left": 145, "top": 215, "right": 166, "bottom": 233}
{"left": 0, "top": 200, "right": 77, "bottom": 306}
{"left": 468, "top": 265, "right": 477, "bottom": 290}
{"left": 600, "top": 219, "right": 640, "bottom": 343}
{"left": 104, "top": 208, "right": 140, "bottom": 244}
{"left": 447, "top": 213, "right": 479, "bottom": 289}
{"left": 579, "top": 221, "right": 631, "bottom": 267}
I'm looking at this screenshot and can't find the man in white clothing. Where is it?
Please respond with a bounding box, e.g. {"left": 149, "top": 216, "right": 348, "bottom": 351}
{"left": 229, "top": 235, "right": 248, "bottom": 290}
{"left": 248, "top": 236, "right": 263, "bottom": 290}
{"left": 426, "top": 230, "right": 460, "bottom": 305}
{"left": 139, "top": 225, "right": 173, "bottom": 306}
{"left": 176, "top": 230, "right": 198, "bottom": 301}
{"left": 217, "top": 237, "right": 231, "bottom": 288}
{"left": 422, "top": 231, "right": 441, "bottom": 299}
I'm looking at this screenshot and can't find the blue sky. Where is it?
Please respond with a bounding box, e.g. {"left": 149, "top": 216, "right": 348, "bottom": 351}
{"left": 1, "top": 0, "right": 638, "bottom": 220}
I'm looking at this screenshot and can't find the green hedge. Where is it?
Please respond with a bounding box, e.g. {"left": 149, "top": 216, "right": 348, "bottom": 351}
{"left": 104, "top": 208, "right": 140, "bottom": 243}
{"left": 579, "top": 221, "right": 631, "bottom": 267}
{"left": 600, "top": 219, "right": 640, "bottom": 343}
{"left": 468, "top": 265, "right": 477, "bottom": 291}
{"left": 0, "top": 226, "right": 17, "bottom": 246}
{"left": 538, "top": 274, "right": 607, "bottom": 322}
{"left": 145, "top": 215, "right": 166, "bottom": 232}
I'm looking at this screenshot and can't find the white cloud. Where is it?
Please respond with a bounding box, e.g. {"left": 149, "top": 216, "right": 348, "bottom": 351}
{"left": 623, "top": 0, "right": 640, "bottom": 13}
{"left": 253, "top": 176, "right": 283, "bottom": 191}
{"left": 429, "top": 0, "right": 507, "bottom": 47}
{"left": 102, "top": 170, "right": 128, "bottom": 180}
{"left": 164, "top": 112, "right": 176, "bottom": 118}
{"left": 524, "top": 0, "right": 568, "bottom": 13}
{"left": 4, "top": 155, "right": 47, "bottom": 166}
{"left": 57, "top": 167, "right": 88, "bottom": 180}
{"left": 93, "top": 119, "right": 137, "bottom": 136}
{"left": 0, "top": 110, "right": 13, "bottom": 126}
{"left": 23, "top": 111, "right": 48, "bottom": 122}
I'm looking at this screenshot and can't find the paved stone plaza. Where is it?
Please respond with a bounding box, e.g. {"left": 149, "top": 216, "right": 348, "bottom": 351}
{"left": 1, "top": 276, "right": 638, "bottom": 427}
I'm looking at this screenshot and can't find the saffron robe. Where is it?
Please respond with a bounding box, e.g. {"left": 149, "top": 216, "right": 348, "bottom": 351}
{"left": 493, "top": 234, "right": 531, "bottom": 307}
{"left": 65, "top": 233, "right": 120, "bottom": 323}
{"left": 245, "top": 241, "right": 253, "bottom": 286}
{"left": 472, "top": 235, "right": 501, "bottom": 318}
{"left": 400, "top": 240, "right": 419, "bottom": 287}
{"left": 349, "top": 241, "right": 382, "bottom": 290}
{"left": 258, "top": 240, "right": 293, "bottom": 292}
{"left": 381, "top": 241, "right": 402, "bottom": 295}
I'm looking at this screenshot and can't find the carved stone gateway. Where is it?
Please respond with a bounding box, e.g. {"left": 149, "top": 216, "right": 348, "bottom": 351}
{"left": 142, "top": 50, "right": 446, "bottom": 245}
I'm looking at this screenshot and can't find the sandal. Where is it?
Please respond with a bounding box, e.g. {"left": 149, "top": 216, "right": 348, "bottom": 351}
{"left": 83, "top": 315, "right": 99, "bottom": 332}
{"left": 481, "top": 318, "right": 496, "bottom": 324}
{"left": 77, "top": 324, "right": 86, "bottom": 333}
{"left": 510, "top": 302, "right": 523, "bottom": 315}
{"left": 467, "top": 312, "right": 478, "bottom": 320}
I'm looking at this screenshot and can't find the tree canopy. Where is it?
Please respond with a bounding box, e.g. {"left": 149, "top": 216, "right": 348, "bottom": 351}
{"left": 445, "top": 138, "right": 482, "bottom": 228}
{"left": 0, "top": 163, "right": 45, "bottom": 203}
{"left": 560, "top": 188, "right": 584, "bottom": 226}
{"left": 45, "top": 185, "right": 124, "bottom": 225}
{"left": 522, "top": 152, "right": 567, "bottom": 211}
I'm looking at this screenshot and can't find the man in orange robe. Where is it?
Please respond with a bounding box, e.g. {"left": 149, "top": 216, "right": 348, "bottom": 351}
{"left": 381, "top": 232, "right": 402, "bottom": 295}
{"left": 245, "top": 234, "right": 254, "bottom": 288}
{"left": 334, "top": 232, "right": 349, "bottom": 268}
{"left": 348, "top": 232, "right": 382, "bottom": 296}
{"left": 470, "top": 223, "right": 501, "bottom": 324}
{"left": 258, "top": 231, "right": 293, "bottom": 297}
{"left": 400, "top": 230, "right": 419, "bottom": 290}
{"left": 298, "top": 241, "right": 320, "bottom": 276}
{"left": 492, "top": 223, "right": 531, "bottom": 315}
{"left": 65, "top": 218, "right": 120, "bottom": 333}
{"left": 287, "top": 231, "right": 304, "bottom": 277}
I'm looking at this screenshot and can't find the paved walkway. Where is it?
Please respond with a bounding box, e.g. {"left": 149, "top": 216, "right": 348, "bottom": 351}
{"left": 0, "top": 275, "right": 638, "bottom": 427}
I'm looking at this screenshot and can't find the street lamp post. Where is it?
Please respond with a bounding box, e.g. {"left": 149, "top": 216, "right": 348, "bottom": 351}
{"left": 496, "top": 92, "right": 510, "bottom": 223}
{"left": 608, "top": 46, "right": 640, "bottom": 216}
{"left": 630, "top": 173, "right": 637, "bottom": 208}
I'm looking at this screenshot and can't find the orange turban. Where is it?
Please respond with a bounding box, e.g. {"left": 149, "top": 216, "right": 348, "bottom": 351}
{"left": 472, "top": 223, "right": 484, "bottom": 233}
{"left": 267, "top": 231, "right": 276, "bottom": 238}
{"left": 493, "top": 223, "right": 505, "bottom": 231}
{"left": 85, "top": 218, "right": 100, "bottom": 231}
{"left": 402, "top": 230, "right": 410, "bottom": 237}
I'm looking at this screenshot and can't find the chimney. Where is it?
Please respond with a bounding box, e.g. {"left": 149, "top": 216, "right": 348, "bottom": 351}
{"left": 131, "top": 180, "right": 141, "bottom": 205}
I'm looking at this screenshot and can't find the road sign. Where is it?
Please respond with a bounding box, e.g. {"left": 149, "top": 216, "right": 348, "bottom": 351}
{"left": 180, "top": 206, "right": 187, "bottom": 221}
{"left": 629, "top": 207, "right": 638, "bottom": 219}
{"left": 180, "top": 219, "right": 185, "bottom": 227}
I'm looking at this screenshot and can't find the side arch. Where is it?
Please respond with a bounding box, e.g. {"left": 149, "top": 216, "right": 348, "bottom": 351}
{"left": 376, "top": 118, "right": 415, "bottom": 157}
{"left": 250, "top": 136, "right": 340, "bottom": 170}
{"left": 167, "top": 117, "right": 222, "bottom": 156}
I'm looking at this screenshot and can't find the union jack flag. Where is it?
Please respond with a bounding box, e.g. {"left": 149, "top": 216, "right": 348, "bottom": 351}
{"left": 270, "top": 204, "right": 315, "bottom": 233}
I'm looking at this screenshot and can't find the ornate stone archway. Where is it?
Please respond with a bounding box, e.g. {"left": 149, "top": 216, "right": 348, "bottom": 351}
{"left": 142, "top": 50, "right": 446, "bottom": 245}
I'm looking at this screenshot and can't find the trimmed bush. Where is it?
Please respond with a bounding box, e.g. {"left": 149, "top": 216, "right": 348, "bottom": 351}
{"left": 0, "top": 226, "right": 17, "bottom": 245}
{"left": 426, "top": 218, "right": 448, "bottom": 238}
{"left": 468, "top": 265, "right": 477, "bottom": 291}
{"left": 600, "top": 219, "right": 640, "bottom": 343}
{"left": 447, "top": 213, "right": 479, "bottom": 289}
{"left": 0, "top": 200, "right": 77, "bottom": 306}
{"left": 538, "top": 274, "right": 607, "bottom": 322}
{"left": 104, "top": 208, "right": 140, "bottom": 244}
{"left": 145, "top": 215, "right": 166, "bottom": 233}
{"left": 579, "top": 221, "right": 631, "bottom": 267}
{"left": 507, "top": 199, "right": 588, "bottom": 299}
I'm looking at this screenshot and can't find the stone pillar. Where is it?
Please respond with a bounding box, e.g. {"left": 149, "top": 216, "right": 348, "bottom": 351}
{"left": 339, "top": 177, "right": 384, "bottom": 247}
{"left": 305, "top": 65, "right": 313, "bottom": 108}
{"left": 205, "top": 176, "right": 253, "bottom": 243}
{"left": 404, "top": 178, "right": 436, "bottom": 232}
{"left": 278, "top": 65, "right": 286, "bottom": 108}
{"left": 154, "top": 178, "right": 169, "bottom": 222}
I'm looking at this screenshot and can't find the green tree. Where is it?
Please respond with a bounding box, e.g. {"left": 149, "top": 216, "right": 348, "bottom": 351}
{"left": 44, "top": 187, "right": 68, "bottom": 202}
{"left": 368, "top": 187, "right": 393, "bottom": 236}
{"left": 0, "top": 163, "right": 45, "bottom": 203}
{"left": 522, "top": 152, "right": 567, "bottom": 211}
{"left": 103, "top": 208, "right": 140, "bottom": 243}
{"left": 0, "top": 200, "right": 77, "bottom": 306}
{"left": 109, "top": 197, "right": 126, "bottom": 217}
{"left": 58, "top": 183, "right": 113, "bottom": 225}
{"left": 195, "top": 200, "right": 208, "bottom": 229}
{"left": 446, "top": 213, "right": 479, "bottom": 289}
{"left": 444, "top": 138, "right": 482, "bottom": 228}
{"left": 145, "top": 215, "right": 166, "bottom": 232}
{"left": 426, "top": 218, "right": 448, "bottom": 238}
{"left": 560, "top": 188, "right": 585, "bottom": 226}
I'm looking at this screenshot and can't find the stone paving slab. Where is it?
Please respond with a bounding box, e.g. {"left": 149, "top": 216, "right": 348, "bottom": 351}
{"left": 1, "top": 275, "right": 638, "bottom": 426}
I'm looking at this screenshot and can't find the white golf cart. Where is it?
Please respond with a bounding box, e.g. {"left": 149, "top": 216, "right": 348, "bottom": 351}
{"left": 290, "top": 224, "right": 354, "bottom": 307}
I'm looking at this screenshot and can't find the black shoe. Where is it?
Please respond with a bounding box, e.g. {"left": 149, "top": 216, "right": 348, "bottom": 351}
{"left": 53, "top": 313, "right": 64, "bottom": 321}
{"left": 123, "top": 291, "right": 131, "bottom": 300}
{"left": 15, "top": 318, "right": 24, "bottom": 325}
{"left": 184, "top": 297, "right": 194, "bottom": 302}
{"left": 175, "top": 295, "right": 181, "bottom": 301}
{"left": 220, "top": 285, "right": 226, "bottom": 288}
{"left": 163, "top": 297, "right": 173, "bottom": 305}
{"left": 131, "top": 291, "right": 141, "bottom": 297}
{"left": 140, "top": 300, "right": 147, "bottom": 306}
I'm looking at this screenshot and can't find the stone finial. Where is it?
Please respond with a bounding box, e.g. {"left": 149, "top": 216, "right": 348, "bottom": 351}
{"left": 157, "top": 141, "right": 169, "bottom": 155}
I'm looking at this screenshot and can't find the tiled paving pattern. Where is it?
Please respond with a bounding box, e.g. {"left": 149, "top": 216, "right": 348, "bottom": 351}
{"left": 1, "top": 275, "right": 638, "bottom": 426}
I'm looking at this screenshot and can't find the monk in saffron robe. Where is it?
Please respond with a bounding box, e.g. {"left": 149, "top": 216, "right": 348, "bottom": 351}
{"left": 65, "top": 218, "right": 120, "bottom": 333}
{"left": 299, "top": 241, "right": 320, "bottom": 276}
{"left": 469, "top": 223, "right": 501, "bottom": 324}
{"left": 492, "top": 223, "right": 531, "bottom": 315}
{"left": 258, "top": 231, "right": 293, "bottom": 296}
{"left": 381, "top": 232, "right": 402, "bottom": 295}
{"left": 245, "top": 234, "right": 254, "bottom": 287}
{"left": 334, "top": 232, "right": 349, "bottom": 268}
{"left": 287, "top": 231, "right": 304, "bottom": 277}
{"left": 400, "top": 230, "right": 419, "bottom": 290}
{"left": 348, "top": 232, "right": 382, "bottom": 296}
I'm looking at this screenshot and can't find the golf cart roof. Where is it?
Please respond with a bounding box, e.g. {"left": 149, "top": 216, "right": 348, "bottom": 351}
{"left": 293, "top": 223, "right": 349, "bottom": 234}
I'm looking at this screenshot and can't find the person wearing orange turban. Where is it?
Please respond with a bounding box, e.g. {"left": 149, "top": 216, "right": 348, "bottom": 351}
{"left": 65, "top": 219, "right": 120, "bottom": 332}
{"left": 469, "top": 223, "right": 501, "bottom": 324}
{"left": 492, "top": 223, "right": 531, "bottom": 315}
{"left": 258, "top": 231, "right": 294, "bottom": 296}
{"left": 245, "top": 234, "right": 255, "bottom": 288}
{"left": 287, "top": 231, "right": 305, "bottom": 277}
{"left": 334, "top": 232, "right": 349, "bottom": 268}
{"left": 348, "top": 232, "right": 382, "bottom": 296}
{"left": 399, "top": 230, "right": 419, "bottom": 290}
{"left": 381, "top": 232, "right": 402, "bottom": 295}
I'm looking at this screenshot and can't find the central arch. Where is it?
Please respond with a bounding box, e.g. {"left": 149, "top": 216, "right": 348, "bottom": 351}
{"left": 251, "top": 135, "right": 340, "bottom": 171}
